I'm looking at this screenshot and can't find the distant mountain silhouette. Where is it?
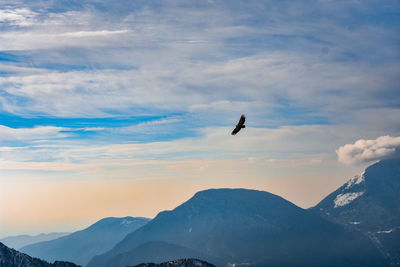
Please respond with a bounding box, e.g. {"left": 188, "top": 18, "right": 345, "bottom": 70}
{"left": 88, "top": 188, "right": 387, "bottom": 267}
{"left": 131, "top": 258, "right": 215, "bottom": 267}
{"left": 20, "top": 217, "right": 149, "bottom": 266}
{"left": 0, "top": 233, "right": 69, "bottom": 250}
{"left": 0, "top": 242, "right": 80, "bottom": 267}
{"left": 312, "top": 158, "right": 400, "bottom": 265}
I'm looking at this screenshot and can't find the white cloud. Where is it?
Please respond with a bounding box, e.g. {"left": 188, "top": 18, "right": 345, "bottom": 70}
{"left": 0, "top": 125, "right": 69, "bottom": 140}
{"left": 0, "top": 124, "right": 348, "bottom": 171}
{"left": 0, "top": 1, "right": 398, "bottom": 127}
{"left": 336, "top": 136, "right": 400, "bottom": 164}
{"left": 0, "top": 8, "right": 37, "bottom": 26}
{"left": 58, "top": 30, "right": 129, "bottom": 38}
{"left": 0, "top": 53, "right": 397, "bottom": 123}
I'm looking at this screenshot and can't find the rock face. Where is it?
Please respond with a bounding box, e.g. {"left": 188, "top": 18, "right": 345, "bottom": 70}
{"left": 131, "top": 258, "right": 215, "bottom": 267}
{"left": 312, "top": 158, "right": 400, "bottom": 265}
{"left": 0, "top": 242, "right": 80, "bottom": 267}
{"left": 88, "top": 188, "right": 387, "bottom": 267}
{"left": 20, "top": 217, "right": 150, "bottom": 266}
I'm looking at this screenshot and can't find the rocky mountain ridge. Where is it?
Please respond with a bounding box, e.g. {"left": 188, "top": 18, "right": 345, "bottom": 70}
{"left": 0, "top": 242, "right": 80, "bottom": 267}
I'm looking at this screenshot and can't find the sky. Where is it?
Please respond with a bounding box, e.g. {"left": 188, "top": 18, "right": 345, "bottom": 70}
{"left": 0, "top": 0, "right": 399, "bottom": 238}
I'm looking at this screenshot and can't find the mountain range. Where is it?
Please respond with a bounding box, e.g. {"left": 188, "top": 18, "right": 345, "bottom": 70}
{"left": 2, "top": 159, "right": 398, "bottom": 267}
{"left": 20, "top": 217, "right": 150, "bottom": 266}
{"left": 88, "top": 188, "right": 386, "bottom": 267}
{"left": 0, "top": 233, "right": 69, "bottom": 250}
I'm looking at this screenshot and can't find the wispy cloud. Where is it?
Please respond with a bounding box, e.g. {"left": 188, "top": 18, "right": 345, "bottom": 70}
{"left": 0, "top": 124, "right": 368, "bottom": 171}
{"left": 0, "top": 1, "right": 398, "bottom": 129}
{"left": 0, "top": 8, "right": 38, "bottom": 26}
{"left": 0, "top": 53, "right": 398, "bottom": 125}
{"left": 0, "top": 125, "right": 69, "bottom": 140}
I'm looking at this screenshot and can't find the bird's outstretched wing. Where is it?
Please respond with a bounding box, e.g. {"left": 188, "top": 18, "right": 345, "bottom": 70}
{"left": 238, "top": 114, "right": 246, "bottom": 126}
{"left": 231, "top": 114, "right": 246, "bottom": 135}
{"left": 231, "top": 125, "right": 241, "bottom": 135}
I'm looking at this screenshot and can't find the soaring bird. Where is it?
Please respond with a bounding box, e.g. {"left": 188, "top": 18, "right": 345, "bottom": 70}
{"left": 231, "top": 114, "right": 246, "bottom": 135}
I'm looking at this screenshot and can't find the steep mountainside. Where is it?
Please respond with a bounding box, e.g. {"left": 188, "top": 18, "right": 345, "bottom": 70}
{"left": 88, "top": 188, "right": 387, "bottom": 267}
{"left": 131, "top": 258, "right": 215, "bottom": 267}
{"left": 312, "top": 158, "right": 400, "bottom": 265}
{"left": 0, "top": 242, "right": 80, "bottom": 267}
{"left": 0, "top": 233, "right": 69, "bottom": 250}
{"left": 21, "top": 217, "right": 149, "bottom": 266}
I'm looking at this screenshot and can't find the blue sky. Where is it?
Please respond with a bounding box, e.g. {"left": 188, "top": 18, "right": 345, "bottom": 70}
{"left": 0, "top": 0, "right": 399, "bottom": 237}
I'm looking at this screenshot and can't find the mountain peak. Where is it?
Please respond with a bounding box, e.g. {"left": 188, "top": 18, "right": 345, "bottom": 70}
{"left": 186, "top": 188, "right": 299, "bottom": 210}
{"left": 315, "top": 158, "right": 400, "bottom": 212}
{"left": 90, "top": 216, "right": 149, "bottom": 228}
{"left": 312, "top": 158, "right": 400, "bottom": 265}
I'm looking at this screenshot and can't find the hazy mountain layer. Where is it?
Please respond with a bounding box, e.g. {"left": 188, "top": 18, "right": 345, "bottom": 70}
{"left": 21, "top": 217, "right": 149, "bottom": 266}
{"left": 0, "top": 233, "right": 69, "bottom": 250}
{"left": 88, "top": 188, "right": 387, "bottom": 267}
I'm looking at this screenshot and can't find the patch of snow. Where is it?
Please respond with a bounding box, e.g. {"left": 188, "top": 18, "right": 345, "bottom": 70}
{"left": 377, "top": 229, "right": 393, "bottom": 234}
{"left": 349, "top": 221, "right": 360, "bottom": 225}
{"left": 334, "top": 191, "right": 364, "bottom": 208}
{"left": 120, "top": 219, "right": 133, "bottom": 225}
{"left": 345, "top": 171, "right": 365, "bottom": 189}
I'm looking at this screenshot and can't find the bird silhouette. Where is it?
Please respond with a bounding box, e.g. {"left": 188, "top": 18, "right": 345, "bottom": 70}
{"left": 231, "top": 114, "right": 246, "bottom": 135}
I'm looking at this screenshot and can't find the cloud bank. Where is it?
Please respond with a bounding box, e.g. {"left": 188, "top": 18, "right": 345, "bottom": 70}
{"left": 336, "top": 136, "right": 400, "bottom": 164}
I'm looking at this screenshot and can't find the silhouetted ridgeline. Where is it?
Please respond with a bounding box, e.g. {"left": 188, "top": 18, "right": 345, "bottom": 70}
{"left": 0, "top": 242, "right": 80, "bottom": 267}
{"left": 130, "top": 258, "right": 215, "bottom": 267}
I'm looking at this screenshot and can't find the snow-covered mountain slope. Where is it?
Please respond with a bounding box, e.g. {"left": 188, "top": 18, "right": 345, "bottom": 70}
{"left": 311, "top": 158, "right": 400, "bottom": 265}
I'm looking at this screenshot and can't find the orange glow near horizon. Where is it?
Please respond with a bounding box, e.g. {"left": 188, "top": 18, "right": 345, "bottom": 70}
{"left": 0, "top": 158, "right": 360, "bottom": 237}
